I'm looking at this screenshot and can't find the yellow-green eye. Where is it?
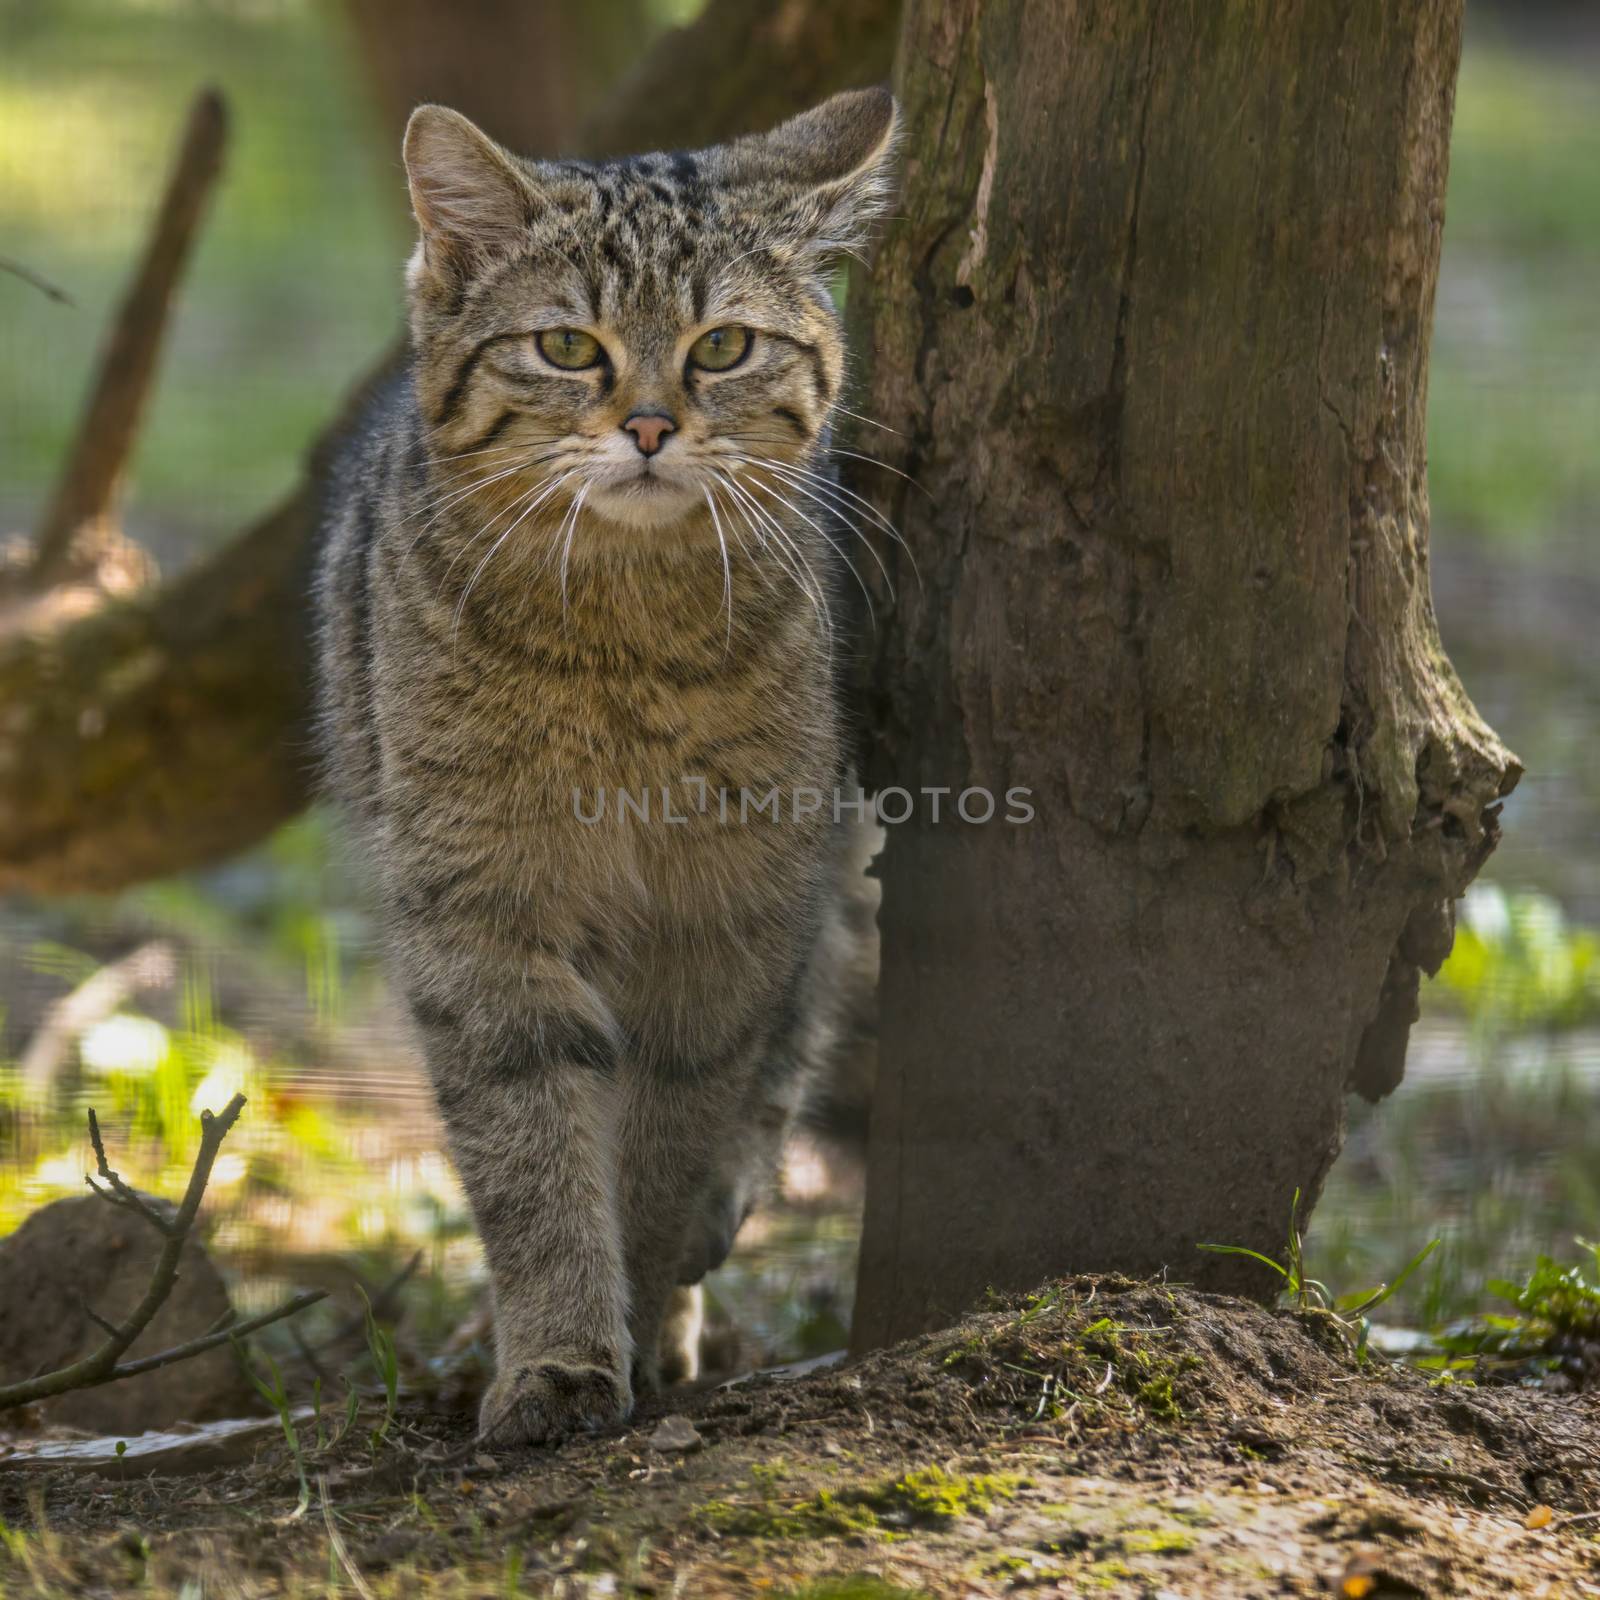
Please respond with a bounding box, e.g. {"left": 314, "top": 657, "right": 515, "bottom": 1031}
{"left": 688, "top": 326, "right": 751, "bottom": 372}
{"left": 536, "top": 328, "right": 602, "bottom": 370}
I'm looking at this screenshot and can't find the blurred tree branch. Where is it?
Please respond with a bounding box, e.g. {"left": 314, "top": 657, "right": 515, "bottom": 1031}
{"left": 0, "top": 0, "right": 899, "bottom": 896}
{"left": 27, "top": 89, "right": 228, "bottom": 592}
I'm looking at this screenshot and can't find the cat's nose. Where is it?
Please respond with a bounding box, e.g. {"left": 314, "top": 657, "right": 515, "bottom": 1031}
{"left": 622, "top": 411, "right": 676, "bottom": 456}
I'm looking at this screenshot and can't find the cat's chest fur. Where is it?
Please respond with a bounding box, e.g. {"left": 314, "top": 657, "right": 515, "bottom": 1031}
{"left": 370, "top": 540, "right": 838, "bottom": 923}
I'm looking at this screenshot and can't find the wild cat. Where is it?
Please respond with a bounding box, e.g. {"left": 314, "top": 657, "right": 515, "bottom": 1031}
{"left": 314, "top": 88, "right": 897, "bottom": 1445}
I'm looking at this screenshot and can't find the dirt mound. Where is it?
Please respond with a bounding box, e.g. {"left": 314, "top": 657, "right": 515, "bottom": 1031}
{"left": 5, "top": 1275, "right": 1599, "bottom": 1597}
{"left": 0, "top": 1195, "right": 263, "bottom": 1435}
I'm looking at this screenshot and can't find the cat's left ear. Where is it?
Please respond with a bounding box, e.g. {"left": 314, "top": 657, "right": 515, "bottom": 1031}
{"left": 749, "top": 87, "right": 901, "bottom": 259}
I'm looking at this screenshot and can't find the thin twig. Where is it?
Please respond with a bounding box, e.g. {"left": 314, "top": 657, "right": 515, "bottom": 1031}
{"left": 0, "top": 1092, "right": 323, "bottom": 1410}
{"left": 87, "top": 1106, "right": 176, "bottom": 1234}
{"left": 30, "top": 87, "right": 229, "bottom": 587}
{"left": 292, "top": 1249, "right": 422, "bottom": 1376}
{"left": 0, "top": 256, "right": 73, "bottom": 306}
{"left": 319, "top": 1476, "right": 378, "bottom": 1600}
{"left": 80, "top": 1301, "right": 121, "bottom": 1341}
{"left": 109, "top": 1291, "right": 327, "bottom": 1380}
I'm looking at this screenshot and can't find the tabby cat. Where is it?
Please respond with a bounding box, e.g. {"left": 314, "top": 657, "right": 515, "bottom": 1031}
{"left": 314, "top": 88, "right": 898, "bottom": 1445}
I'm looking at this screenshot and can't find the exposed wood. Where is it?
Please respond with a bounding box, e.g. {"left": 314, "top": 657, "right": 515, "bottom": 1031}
{"left": 28, "top": 90, "right": 228, "bottom": 590}
{"left": 849, "top": 0, "right": 1519, "bottom": 1348}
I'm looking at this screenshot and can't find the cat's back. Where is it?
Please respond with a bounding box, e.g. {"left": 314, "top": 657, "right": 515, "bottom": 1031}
{"left": 313, "top": 361, "right": 421, "bottom": 818}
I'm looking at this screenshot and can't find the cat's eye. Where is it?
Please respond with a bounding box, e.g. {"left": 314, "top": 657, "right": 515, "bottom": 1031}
{"left": 687, "top": 326, "right": 752, "bottom": 373}
{"left": 536, "top": 328, "right": 603, "bottom": 370}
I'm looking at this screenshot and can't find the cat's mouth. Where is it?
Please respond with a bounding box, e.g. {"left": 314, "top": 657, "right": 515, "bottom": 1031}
{"left": 584, "top": 466, "right": 703, "bottom": 530}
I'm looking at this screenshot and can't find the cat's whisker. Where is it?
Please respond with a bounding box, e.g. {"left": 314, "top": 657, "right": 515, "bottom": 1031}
{"left": 736, "top": 453, "right": 921, "bottom": 586}
{"left": 725, "top": 453, "right": 894, "bottom": 558}
{"left": 557, "top": 481, "right": 592, "bottom": 616}
{"left": 401, "top": 453, "right": 568, "bottom": 551}
{"left": 441, "top": 471, "right": 572, "bottom": 615}
{"left": 826, "top": 402, "right": 901, "bottom": 438}
{"left": 737, "top": 467, "right": 883, "bottom": 622}
{"left": 822, "top": 445, "right": 931, "bottom": 500}
{"left": 707, "top": 480, "right": 781, "bottom": 604}
{"left": 700, "top": 487, "right": 735, "bottom": 652}
{"left": 744, "top": 455, "right": 908, "bottom": 546}
{"left": 712, "top": 469, "right": 833, "bottom": 646}
{"left": 426, "top": 437, "right": 561, "bottom": 465}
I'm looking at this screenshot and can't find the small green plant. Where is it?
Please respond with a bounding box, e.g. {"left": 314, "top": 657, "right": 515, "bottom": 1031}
{"left": 1424, "top": 1239, "right": 1600, "bottom": 1380}
{"left": 236, "top": 1344, "right": 310, "bottom": 1517}
{"left": 1201, "top": 1189, "right": 1439, "bottom": 1360}
{"left": 360, "top": 1286, "right": 401, "bottom": 1445}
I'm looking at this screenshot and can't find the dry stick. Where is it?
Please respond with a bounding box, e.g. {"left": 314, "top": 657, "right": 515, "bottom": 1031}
{"left": 0, "top": 256, "right": 74, "bottom": 306}
{"left": 29, "top": 88, "right": 229, "bottom": 588}
{"left": 0, "top": 1092, "right": 326, "bottom": 1411}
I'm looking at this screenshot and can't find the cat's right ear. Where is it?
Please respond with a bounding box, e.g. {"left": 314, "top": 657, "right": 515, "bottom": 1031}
{"left": 403, "top": 106, "right": 532, "bottom": 281}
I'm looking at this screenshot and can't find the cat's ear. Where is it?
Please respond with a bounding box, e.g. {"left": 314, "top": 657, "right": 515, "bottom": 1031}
{"left": 403, "top": 105, "right": 533, "bottom": 278}
{"left": 748, "top": 87, "right": 901, "bottom": 259}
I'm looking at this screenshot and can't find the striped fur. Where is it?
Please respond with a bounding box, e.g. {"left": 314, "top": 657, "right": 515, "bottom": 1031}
{"left": 314, "top": 90, "right": 897, "bottom": 1444}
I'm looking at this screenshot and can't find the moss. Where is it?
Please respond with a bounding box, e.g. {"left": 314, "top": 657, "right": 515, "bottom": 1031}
{"left": 775, "top": 1580, "right": 929, "bottom": 1600}
{"left": 696, "top": 1487, "right": 882, "bottom": 1541}
{"left": 1122, "top": 1527, "right": 1196, "bottom": 1555}
{"left": 986, "top": 1555, "right": 1030, "bottom": 1575}
{"left": 696, "top": 1465, "right": 1023, "bottom": 1541}
{"left": 1135, "top": 1373, "right": 1182, "bottom": 1421}
{"left": 1084, "top": 1559, "right": 1136, "bottom": 1589}
{"left": 863, "top": 1467, "right": 1023, "bottom": 1525}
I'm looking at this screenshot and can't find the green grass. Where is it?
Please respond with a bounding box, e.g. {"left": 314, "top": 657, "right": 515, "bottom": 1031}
{"left": 1420, "top": 1239, "right": 1600, "bottom": 1382}
{"left": 1428, "top": 40, "right": 1600, "bottom": 547}
{"left": 1201, "top": 1190, "right": 1439, "bottom": 1361}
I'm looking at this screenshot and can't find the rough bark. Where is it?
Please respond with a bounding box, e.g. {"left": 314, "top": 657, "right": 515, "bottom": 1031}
{"left": 850, "top": 0, "right": 1519, "bottom": 1348}
{"left": 0, "top": 0, "right": 898, "bottom": 896}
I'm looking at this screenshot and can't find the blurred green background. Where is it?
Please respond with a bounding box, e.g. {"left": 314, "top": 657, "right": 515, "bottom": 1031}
{"left": 1, "top": 0, "right": 1598, "bottom": 1377}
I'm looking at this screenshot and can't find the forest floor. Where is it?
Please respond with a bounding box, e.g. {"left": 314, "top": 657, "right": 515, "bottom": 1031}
{"left": 2, "top": 1277, "right": 1598, "bottom": 1598}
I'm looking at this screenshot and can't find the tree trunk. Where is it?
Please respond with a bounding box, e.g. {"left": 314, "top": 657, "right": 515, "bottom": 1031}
{"left": 0, "top": 0, "right": 899, "bottom": 896}
{"left": 850, "top": 0, "right": 1519, "bottom": 1348}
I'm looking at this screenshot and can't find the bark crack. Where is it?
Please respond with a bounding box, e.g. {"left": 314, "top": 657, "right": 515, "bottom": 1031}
{"left": 954, "top": 74, "right": 998, "bottom": 286}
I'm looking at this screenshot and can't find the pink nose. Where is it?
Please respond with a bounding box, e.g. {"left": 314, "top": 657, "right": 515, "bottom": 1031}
{"left": 623, "top": 412, "right": 676, "bottom": 456}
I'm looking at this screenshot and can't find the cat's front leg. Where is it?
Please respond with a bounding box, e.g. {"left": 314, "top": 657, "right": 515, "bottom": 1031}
{"left": 615, "top": 1047, "right": 760, "bottom": 1395}
{"left": 412, "top": 970, "right": 632, "bottom": 1446}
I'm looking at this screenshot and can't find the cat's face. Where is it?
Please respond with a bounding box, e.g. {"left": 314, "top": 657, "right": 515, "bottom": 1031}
{"left": 402, "top": 91, "right": 898, "bottom": 547}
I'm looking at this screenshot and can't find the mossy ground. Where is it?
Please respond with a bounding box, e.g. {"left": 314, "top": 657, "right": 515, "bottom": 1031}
{"left": 5, "top": 1276, "right": 1600, "bottom": 1596}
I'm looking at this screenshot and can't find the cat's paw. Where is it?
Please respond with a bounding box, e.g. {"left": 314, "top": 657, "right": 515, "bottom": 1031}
{"left": 478, "top": 1357, "right": 630, "bottom": 1448}
{"left": 630, "top": 1347, "right": 663, "bottom": 1399}
{"left": 674, "top": 1185, "right": 744, "bottom": 1286}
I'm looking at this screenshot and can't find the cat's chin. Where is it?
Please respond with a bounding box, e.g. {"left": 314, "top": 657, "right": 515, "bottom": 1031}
{"left": 583, "top": 478, "right": 708, "bottom": 537}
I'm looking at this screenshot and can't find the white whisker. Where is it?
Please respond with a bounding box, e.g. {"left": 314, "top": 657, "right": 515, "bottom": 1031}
{"left": 447, "top": 472, "right": 574, "bottom": 631}
{"left": 701, "top": 487, "right": 735, "bottom": 651}
{"left": 558, "top": 482, "right": 592, "bottom": 615}
{"left": 738, "top": 467, "right": 883, "bottom": 622}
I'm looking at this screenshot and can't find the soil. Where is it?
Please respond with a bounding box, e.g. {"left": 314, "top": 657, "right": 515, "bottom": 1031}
{"left": 3, "top": 1276, "right": 1599, "bottom": 1597}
